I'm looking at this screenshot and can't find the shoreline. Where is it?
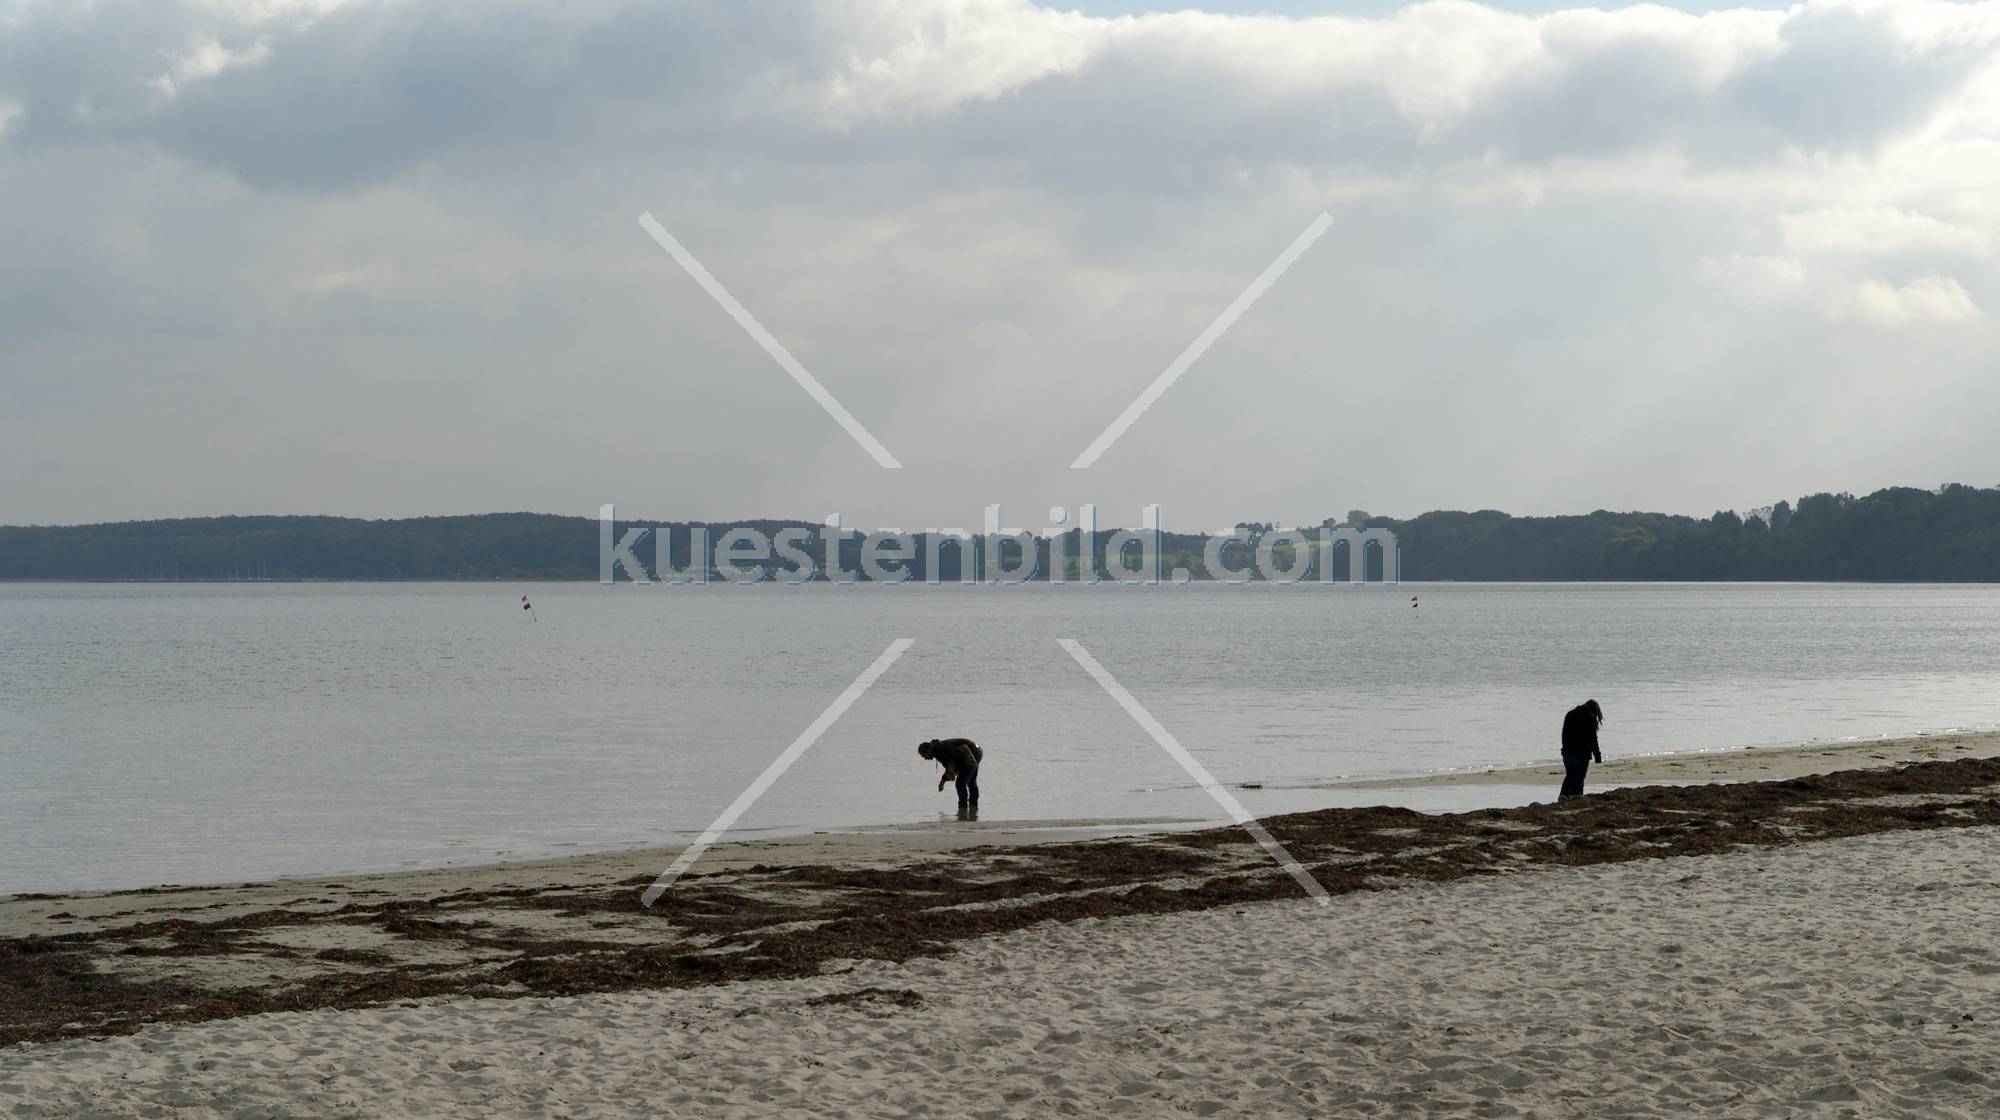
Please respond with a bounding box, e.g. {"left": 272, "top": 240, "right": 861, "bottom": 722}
{"left": 8, "top": 753, "right": 2000, "bottom": 1051}
{"left": 10, "top": 730, "right": 1999, "bottom": 907}
{"left": 1305, "top": 727, "right": 2000, "bottom": 790}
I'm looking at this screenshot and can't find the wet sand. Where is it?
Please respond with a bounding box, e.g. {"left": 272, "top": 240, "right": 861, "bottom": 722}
{"left": 1316, "top": 728, "right": 2000, "bottom": 791}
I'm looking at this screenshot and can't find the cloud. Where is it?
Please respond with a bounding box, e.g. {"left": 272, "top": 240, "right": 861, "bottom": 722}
{"left": 809, "top": 0, "right": 1107, "bottom": 122}
{"left": 1837, "top": 274, "right": 1982, "bottom": 325}
{"left": 1718, "top": 0, "right": 1992, "bottom": 156}
{"left": 1699, "top": 253, "right": 1808, "bottom": 300}
{"left": 152, "top": 36, "right": 274, "bottom": 98}
{"left": 0, "top": 0, "right": 1996, "bottom": 526}
{"left": 4, "top": 0, "right": 1995, "bottom": 190}
{"left": 1782, "top": 206, "right": 1992, "bottom": 257}
{"left": 292, "top": 261, "right": 397, "bottom": 298}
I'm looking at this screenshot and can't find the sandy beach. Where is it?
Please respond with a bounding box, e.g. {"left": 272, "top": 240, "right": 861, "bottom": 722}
{"left": 8, "top": 741, "right": 2000, "bottom": 1116}
{"left": 13, "top": 824, "right": 2000, "bottom": 1118}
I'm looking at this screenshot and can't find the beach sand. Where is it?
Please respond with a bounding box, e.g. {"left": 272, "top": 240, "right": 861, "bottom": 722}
{"left": 8, "top": 820, "right": 2000, "bottom": 1116}
{"left": 8, "top": 738, "right": 2000, "bottom": 1117}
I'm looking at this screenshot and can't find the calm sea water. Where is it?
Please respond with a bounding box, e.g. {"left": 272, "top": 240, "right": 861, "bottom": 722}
{"left": 7, "top": 582, "right": 2000, "bottom": 894}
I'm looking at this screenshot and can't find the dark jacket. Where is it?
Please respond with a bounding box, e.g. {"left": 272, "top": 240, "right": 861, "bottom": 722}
{"left": 930, "top": 738, "right": 980, "bottom": 777}
{"left": 1560, "top": 705, "right": 1601, "bottom": 762}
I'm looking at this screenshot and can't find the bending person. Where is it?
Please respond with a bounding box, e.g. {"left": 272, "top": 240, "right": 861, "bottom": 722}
{"left": 918, "top": 738, "right": 983, "bottom": 810}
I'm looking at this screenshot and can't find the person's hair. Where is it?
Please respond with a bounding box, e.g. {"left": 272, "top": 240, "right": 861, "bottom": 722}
{"left": 917, "top": 741, "right": 935, "bottom": 758}
{"left": 1583, "top": 699, "right": 1604, "bottom": 726}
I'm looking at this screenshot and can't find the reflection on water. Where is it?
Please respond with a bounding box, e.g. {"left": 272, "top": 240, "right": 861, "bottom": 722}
{"left": 6, "top": 581, "right": 2000, "bottom": 892}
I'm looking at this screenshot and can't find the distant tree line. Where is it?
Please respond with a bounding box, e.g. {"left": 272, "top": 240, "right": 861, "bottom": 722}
{"left": 1386, "top": 485, "right": 2000, "bottom": 581}
{"left": 0, "top": 513, "right": 1372, "bottom": 583}
{"left": 6, "top": 484, "right": 2000, "bottom": 581}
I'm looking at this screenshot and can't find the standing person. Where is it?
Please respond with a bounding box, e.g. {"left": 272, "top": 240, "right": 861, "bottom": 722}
{"left": 1560, "top": 696, "right": 1608, "bottom": 800}
{"left": 1558, "top": 700, "right": 1604, "bottom": 801}
{"left": 918, "top": 738, "right": 983, "bottom": 810}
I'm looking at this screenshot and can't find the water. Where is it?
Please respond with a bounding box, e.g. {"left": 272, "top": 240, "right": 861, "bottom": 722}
{"left": 7, "top": 581, "right": 2000, "bottom": 894}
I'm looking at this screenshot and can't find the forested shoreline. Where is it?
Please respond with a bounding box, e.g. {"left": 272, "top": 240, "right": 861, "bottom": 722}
{"left": 5, "top": 484, "right": 2000, "bottom": 581}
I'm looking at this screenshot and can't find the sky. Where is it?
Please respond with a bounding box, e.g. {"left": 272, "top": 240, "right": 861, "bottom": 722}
{"left": 1064, "top": 0, "right": 1789, "bottom": 14}
{"left": 1, "top": 0, "right": 1996, "bottom": 529}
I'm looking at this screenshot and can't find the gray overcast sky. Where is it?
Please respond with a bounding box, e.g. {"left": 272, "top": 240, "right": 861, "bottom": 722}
{"left": 2, "top": 0, "right": 1996, "bottom": 529}
{"left": 1062, "top": 0, "right": 1792, "bottom": 14}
